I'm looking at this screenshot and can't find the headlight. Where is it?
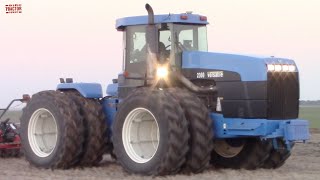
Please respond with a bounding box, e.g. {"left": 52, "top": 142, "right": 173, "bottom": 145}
{"left": 267, "top": 64, "right": 275, "bottom": 71}
{"left": 274, "top": 65, "right": 282, "bottom": 72}
{"left": 282, "top": 65, "right": 289, "bottom": 71}
{"left": 267, "top": 64, "right": 296, "bottom": 72}
{"left": 288, "top": 65, "right": 296, "bottom": 72}
{"left": 156, "top": 66, "right": 168, "bottom": 78}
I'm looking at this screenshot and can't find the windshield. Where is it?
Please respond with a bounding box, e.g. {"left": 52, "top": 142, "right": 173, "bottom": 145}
{"left": 169, "top": 24, "right": 207, "bottom": 68}
{"left": 124, "top": 24, "right": 208, "bottom": 74}
{"left": 173, "top": 24, "right": 208, "bottom": 52}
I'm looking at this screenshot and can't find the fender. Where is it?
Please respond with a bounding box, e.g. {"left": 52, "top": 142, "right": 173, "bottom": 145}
{"left": 57, "top": 83, "right": 103, "bottom": 98}
{"left": 106, "top": 83, "right": 118, "bottom": 97}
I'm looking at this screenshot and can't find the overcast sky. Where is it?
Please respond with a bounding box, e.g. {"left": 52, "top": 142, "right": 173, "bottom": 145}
{"left": 0, "top": 0, "right": 319, "bottom": 107}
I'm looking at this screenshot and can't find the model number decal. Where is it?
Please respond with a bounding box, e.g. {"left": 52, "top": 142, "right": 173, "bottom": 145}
{"left": 207, "top": 71, "right": 224, "bottom": 78}
{"left": 197, "top": 72, "right": 205, "bottom": 78}
{"left": 196, "top": 71, "right": 224, "bottom": 78}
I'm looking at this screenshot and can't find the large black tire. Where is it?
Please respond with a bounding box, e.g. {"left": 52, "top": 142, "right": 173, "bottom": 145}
{"left": 112, "top": 88, "right": 189, "bottom": 175}
{"left": 20, "top": 91, "right": 84, "bottom": 169}
{"left": 211, "top": 138, "right": 272, "bottom": 169}
{"left": 169, "top": 88, "right": 213, "bottom": 173}
{"left": 63, "top": 91, "right": 107, "bottom": 167}
{"left": 262, "top": 139, "right": 292, "bottom": 169}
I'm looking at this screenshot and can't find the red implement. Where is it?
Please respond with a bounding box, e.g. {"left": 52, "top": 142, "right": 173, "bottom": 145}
{"left": 0, "top": 95, "right": 29, "bottom": 157}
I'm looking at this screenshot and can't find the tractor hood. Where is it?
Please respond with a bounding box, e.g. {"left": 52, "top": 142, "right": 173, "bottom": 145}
{"left": 181, "top": 51, "right": 297, "bottom": 81}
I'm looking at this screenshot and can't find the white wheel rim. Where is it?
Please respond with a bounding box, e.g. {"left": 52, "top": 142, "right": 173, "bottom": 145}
{"left": 28, "top": 108, "right": 58, "bottom": 157}
{"left": 213, "top": 139, "right": 245, "bottom": 158}
{"left": 122, "top": 108, "right": 160, "bottom": 163}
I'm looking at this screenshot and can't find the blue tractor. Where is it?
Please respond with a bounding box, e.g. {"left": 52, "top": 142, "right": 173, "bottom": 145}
{"left": 20, "top": 4, "right": 309, "bottom": 175}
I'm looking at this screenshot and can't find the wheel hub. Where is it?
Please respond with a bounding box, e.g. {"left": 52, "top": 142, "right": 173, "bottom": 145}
{"left": 122, "top": 108, "right": 159, "bottom": 163}
{"left": 28, "top": 108, "right": 58, "bottom": 157}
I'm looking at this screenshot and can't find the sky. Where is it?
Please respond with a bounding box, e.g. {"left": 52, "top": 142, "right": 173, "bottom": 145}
{"left": 0, "top": 0, "right": 319, "bottom": 107}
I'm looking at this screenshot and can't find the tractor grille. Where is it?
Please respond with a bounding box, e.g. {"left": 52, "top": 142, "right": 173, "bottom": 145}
{"left": 267, "top": 72, "right": 299, "bottom": 119}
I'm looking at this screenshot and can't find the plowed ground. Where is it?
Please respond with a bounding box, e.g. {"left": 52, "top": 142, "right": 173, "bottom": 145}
{"left": 0, "top": 131, "right": 319, "bottom": 180}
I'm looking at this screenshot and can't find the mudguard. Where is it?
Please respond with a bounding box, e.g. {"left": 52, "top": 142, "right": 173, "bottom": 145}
{"left": 57, "top": 83, "right": 103, "bottom": 98}
{"left": 106, "top": 83, "right": 118, "bottom": 97}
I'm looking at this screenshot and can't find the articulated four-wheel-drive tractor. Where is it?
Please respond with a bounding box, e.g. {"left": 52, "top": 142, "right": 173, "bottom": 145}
{"left": 20, "top": 4, "right": 309, "bottom": 175}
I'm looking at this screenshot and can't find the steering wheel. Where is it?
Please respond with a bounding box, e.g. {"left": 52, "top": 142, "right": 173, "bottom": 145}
{"left": 177, "top": 42, "right": 188, "bottom": 51}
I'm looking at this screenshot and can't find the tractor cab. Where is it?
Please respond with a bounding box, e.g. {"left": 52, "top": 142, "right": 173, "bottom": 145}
{"left": 115, "top": 11, "right": 210, "bottom": 97}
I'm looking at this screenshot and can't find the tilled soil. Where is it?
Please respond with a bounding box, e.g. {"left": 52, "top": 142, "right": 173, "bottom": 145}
{"left": 0, "top": 132, "right": 319, "bottom": 180}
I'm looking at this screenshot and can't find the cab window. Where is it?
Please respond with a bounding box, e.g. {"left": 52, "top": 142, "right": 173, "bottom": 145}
{"left": 125, "top": 25, "right": 147, "bottom": 75}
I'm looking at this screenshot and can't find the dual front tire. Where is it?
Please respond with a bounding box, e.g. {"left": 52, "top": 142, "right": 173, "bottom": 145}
{"left": 112, "top": 89, "right": 189, "bottom": 175}
{"left": 112, "top": 88, "right": 214, "bottom": 175}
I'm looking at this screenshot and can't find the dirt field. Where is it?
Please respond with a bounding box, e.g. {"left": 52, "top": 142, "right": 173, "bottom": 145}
{"left": 0, "top": 131, "right": 319, "bottom": 180}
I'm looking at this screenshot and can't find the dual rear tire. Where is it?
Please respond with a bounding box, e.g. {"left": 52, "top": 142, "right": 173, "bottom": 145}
{"left": 20, "top": 90, "right": 107, "bottom": 169}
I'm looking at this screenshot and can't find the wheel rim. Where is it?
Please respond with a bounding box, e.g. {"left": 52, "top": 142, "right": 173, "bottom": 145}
{"left": 28, "top": 108, "right": 58, "bottom": 157}
{"left": 122, "top": 108, "right": 160, "bottom": 163}
{"left": 213, "top": 139, "right": 245, "bottom": 158}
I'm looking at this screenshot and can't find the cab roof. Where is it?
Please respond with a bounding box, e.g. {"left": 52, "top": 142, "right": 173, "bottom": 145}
{"left": 116, "top": 13, "right": 208, "bottom": 31}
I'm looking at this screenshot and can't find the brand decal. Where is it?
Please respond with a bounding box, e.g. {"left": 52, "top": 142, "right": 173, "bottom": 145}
{"left": 5, "top": 4, "right": 22, "bottom": 14}
{"left": 207, "top": 71, "right": 224, "bottom": 78}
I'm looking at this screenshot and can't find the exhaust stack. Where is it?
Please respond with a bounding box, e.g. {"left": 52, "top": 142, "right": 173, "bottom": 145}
{"left": 145, "top": 4, "right": 159, "bottom": 81}
{"left": 145, "top": 4, "right": 155, "bottom": 25}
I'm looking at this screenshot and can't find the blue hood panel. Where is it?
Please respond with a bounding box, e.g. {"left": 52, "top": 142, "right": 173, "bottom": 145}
{"left": 182, "top": 51, "right": 296, "bottom": 81}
